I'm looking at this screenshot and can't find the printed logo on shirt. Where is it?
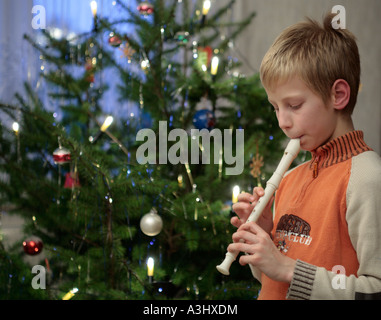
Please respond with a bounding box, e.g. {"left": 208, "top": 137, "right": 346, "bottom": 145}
{"left": 274, "top": 214, "right": 312, "bottom": 253}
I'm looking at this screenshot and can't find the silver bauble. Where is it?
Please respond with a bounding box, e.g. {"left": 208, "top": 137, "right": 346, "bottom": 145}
{"left": 140, "top": 208, "right": 163, "bottom": 236}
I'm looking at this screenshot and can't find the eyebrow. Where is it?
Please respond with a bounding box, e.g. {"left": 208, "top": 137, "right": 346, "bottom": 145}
{"left": 268, "top": 94, "right": 304, "bottom": 105}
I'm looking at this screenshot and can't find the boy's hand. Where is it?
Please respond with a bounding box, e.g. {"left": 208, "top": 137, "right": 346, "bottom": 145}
{"left": 228, "top": 221, "right": 296, "bottom": 283}
{"left": 231, "top": 187, "right": 274, "bottom": 235}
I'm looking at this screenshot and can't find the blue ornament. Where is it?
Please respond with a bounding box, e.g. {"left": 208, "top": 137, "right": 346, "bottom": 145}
{"left": 192, "top": 109, "right": 216, "bottom": 130}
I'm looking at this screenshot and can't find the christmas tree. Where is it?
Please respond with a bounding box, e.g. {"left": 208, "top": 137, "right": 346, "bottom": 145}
{"left": 0, "top": 0, "right": 289, "bottom": 300}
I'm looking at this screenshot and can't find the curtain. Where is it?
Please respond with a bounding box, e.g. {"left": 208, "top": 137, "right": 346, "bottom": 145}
{"left": 0, "top": 0, "right": 139, "bottom": 125}
{"left": 0, "top": 0, "right": 33, "bottom": 105}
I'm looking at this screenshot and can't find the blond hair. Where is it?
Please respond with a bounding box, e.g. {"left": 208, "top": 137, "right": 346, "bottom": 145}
{"left": 260, "top": 13, "right": 360, "bottom": 114}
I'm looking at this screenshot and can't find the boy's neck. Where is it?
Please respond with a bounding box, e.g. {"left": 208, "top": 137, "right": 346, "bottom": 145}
{"left": 331, "top": 113, "right": 355, "bottom": 141}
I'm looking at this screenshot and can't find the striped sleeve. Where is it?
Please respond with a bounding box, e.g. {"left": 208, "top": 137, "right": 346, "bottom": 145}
{"left": 287, "top": 260, "right": 316, "bottom": 299}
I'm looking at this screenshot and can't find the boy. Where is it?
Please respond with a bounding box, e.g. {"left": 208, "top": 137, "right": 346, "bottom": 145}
{"left": 229, "top": 13, "right": 381, "bottom": 299}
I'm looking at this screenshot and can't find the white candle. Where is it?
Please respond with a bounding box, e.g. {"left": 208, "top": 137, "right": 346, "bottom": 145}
{"left": 90, "top": 1, "right": 97, "bottom": 17}
{"left": 100, "top": 116, "right": 113, "bottom": 132}
{"left": 12, "top": 122, "right": 19, "bottom": 135}
{"left": 211, "top": 56, "right": 219, "bottom": 76}
{"left": 202, "top": 1, "right": 211, "bottom": 15}
{"left": 62, "top": 288, "right": 78, "bottom": 300}
{"left": 232, "top": 185, "right": 240, "bottom": 204}
{"left": 147, "top": 257, "right": 154, "bottom": 277}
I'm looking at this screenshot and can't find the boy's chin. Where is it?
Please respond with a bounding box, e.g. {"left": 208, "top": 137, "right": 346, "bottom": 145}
{"left": 297, "top": 136, "right": 316, "bottom": 152}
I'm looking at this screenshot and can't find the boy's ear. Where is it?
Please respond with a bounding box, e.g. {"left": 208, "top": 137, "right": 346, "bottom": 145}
{"left": 331, "top": 79, "right": 350, "bottom": 110}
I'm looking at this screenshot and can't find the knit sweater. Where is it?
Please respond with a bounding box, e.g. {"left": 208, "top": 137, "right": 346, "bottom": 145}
{"left": 255, "top": 130, "right": 381, "bottom": 300}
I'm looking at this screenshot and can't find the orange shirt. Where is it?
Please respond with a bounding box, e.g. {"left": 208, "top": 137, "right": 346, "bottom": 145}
{"left": 258, "top": 131, "right": 372, "bottom": 300}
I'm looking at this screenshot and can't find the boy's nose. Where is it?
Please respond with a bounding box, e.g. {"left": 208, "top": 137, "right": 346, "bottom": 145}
{"left": 277, "top": 109, "right": 292, "bottom": 130}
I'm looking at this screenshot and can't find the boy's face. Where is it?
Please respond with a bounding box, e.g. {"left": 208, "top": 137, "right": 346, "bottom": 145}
{"left": 265, "top": 76, "right": 339, "bottom": 151}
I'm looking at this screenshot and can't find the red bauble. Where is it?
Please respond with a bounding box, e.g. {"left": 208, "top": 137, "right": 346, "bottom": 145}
{"left": 23, "top": 237, "right": 43, "bottom": 255}
{"left": 108, "top": 34, "right": 122, "bottom": 47}
{"left": 137, "top": 2, "right": 154, "bottom": 15}
{"left": 53, "top": 146, "right": 71, "bottom": 164}
{"left": 64, "top": 172, "right": 81, "bottom": 189}
{"left": 85, "top": 60, "right": 95, "bottom": 83}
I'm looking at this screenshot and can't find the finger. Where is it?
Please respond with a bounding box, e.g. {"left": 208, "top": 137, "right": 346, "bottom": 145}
{"left": 231, "top": 203, "right": 255, "bottom": 223}
{"left": 232, "top": 229, "right": 257, "bottom": 245}
{"left": 238, "top": 221, "right": 265, "bottom": 236}
{"left": 235, "top": 187, "right": 264, "bottom": 205}
{"left": 236, "top": 192, "right": 256, "bottom": 203}
{"left": 230, "top": 216, "right": 242, "bottom": 229}
{"left": 232, "top": 201, "right": 254, "bottom": 214}
{"left": 238, "top": 254, "right": 256, "bottom": 266}
{"left": 228, "top": 242, "right": 256, "bottom": 255}
{"left": 253, "top": 186, "right": 265, "bottom": 198}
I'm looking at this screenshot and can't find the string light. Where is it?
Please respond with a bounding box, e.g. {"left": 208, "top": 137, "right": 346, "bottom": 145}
{"left": 147, "top": 257, "right": 154, "bottom": 283}
{"left": 201, "top": 0, "right": 211, "bottom": 25}
{"left": 211, "top": 56, "right": 219, "bottom": 76}
{"left": 90, "top": 1, "right": 98, "bottom": 31}
{"left": 62, "top": 287, "right": 79, "bottom": 300}
{"left": 12, "top": 122, "right": 19, "bottom": 135}
{"left": 147, "top": 257, "right": 154, "bottom": 276}
{"left": 90, "top": 1, "right": 97, "bottom": 17}
{"left": 89, "top": 116, "right": 114, "bottom": 143}
{"left": 202, "top": 0, "right": 211, "bottom": 15}
{"left": 100, "top": 116, "right": 114, "bottom": 132}
{"left": 232, "top": 185, "right": 240, "bottom": 204}
{"left": 177, "top": 174, "right": 183, "bottom": 188}
{"left": 141, "top": 58, "right": 150, "bottom": 70}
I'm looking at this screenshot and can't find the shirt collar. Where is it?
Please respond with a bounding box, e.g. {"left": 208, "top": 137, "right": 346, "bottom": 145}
{"left": 310, "top": 130, "right": 372, "bottom": 168}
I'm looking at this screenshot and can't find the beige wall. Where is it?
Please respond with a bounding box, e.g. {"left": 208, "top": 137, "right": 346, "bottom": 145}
{"left": 229, "top": 0, "right": 381, "bottom": 154}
